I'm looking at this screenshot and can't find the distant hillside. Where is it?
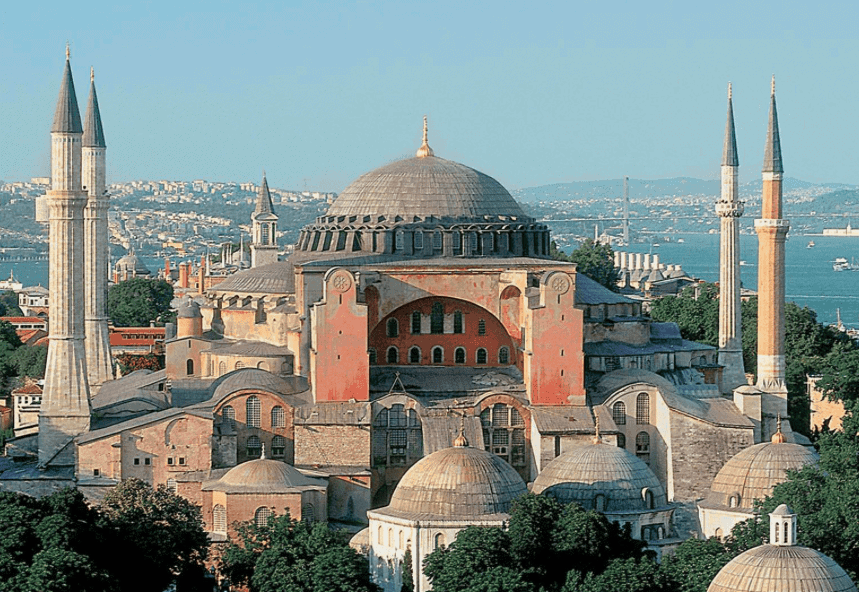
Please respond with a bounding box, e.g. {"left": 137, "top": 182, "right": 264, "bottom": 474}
{"left": 512, "top": 177, "right": 720, "bottom": 204}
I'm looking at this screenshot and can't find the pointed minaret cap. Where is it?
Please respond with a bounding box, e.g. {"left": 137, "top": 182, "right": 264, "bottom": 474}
{"left": 83, "top": 66, "right": 106, "bottom": 148}
{"left": 763, "top": 75, "right": 783, "bottom": 173}
{"left": 415, "top": 116, "right": 434, "bottom": 158}
{"left": 253, "top": 172, "right": 275, "bottom": 215}
{"left": 52, "top": 45, "right": 83, "bottom": 134}
{"left": 722, "top": 82, "right": 739, "bottom": 167}
{"left": 771, "top": 414, "right": 787, "bottom": 443}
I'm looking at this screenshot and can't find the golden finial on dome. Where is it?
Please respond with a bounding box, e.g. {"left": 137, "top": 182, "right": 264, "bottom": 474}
{"left": 91, "top": 66, "right": 94, "bottom": 83}
{"left": 771, "top": 74, "right": 776, "bottom": 95}
{"left": 771, "top": 414, "right": 787, "bottom": 443}
{"left": 66, "top": 43, "right": 70, "bottom": 61}
{"left": 453, "top": 411, "right": 469, "bottom": 447}
{"left": 593, "top": 413, "right": 602, "bottom": 444}
{"left": 416, "top": 115, "right": 434, "bottom": 158}
{"left": 728, "top": 81, "right": 732, "bottom": 100}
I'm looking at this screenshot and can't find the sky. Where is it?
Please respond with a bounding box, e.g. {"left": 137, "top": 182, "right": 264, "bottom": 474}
{"left": 2, "top": 0, "right": 859, "bottom": 192}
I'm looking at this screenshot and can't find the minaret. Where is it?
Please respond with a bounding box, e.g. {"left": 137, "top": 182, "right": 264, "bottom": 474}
{"left": 250, "top": 172, "right": 279, "bottom": 267}
{"left": 755, "top": 76, "right": 790, "bottom": 439}
{"left": 716, "top": 83, "right": 746, "bottom": 392}
{"left": 39, "top": 47, "right": 91, "bottom": 466}
{"left": 83, "top": 66, "right": 113, "bottom": 391}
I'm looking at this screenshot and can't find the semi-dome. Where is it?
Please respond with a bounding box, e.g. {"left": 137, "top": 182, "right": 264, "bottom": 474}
{"left": 206, "top": 261, "right": 295, "bottom": 295}
{"left": 205, "top": 456, "right": 323, "bottom": 493}
{"left": 326, "top": 156, "right": 527, "bottom": 220}
{"left": 700, "top": 436, "right": 818, "bottom": 511}
{"left": 531, "top": 440, "right": 667, "bottom": 512}
{"left": 209, "top": 367, "right": 306, "bottom": 402}
{"left": 382, "top": 440, "right": 526, "bottom": 519}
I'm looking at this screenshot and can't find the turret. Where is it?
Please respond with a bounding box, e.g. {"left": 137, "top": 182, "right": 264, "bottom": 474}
{"left": 250, "top": 172, "right": 279, "bottom": 267}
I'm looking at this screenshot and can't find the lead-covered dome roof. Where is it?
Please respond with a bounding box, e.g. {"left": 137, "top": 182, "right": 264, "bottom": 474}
{"left": 708, "top": 545, "right": 856, "bottom": 592}
{"left": 380, "top": 442, "right": 526, "bottom": 519}
{"left": 531, "top": 440, "right": 668, "bottom": 512}
{"left": 700, "top": 440, "right": 818, "bottom": 511}
{"left": 325, "top": 155, "right": 528, "bottom": 221}
{"left": 204, "top": 457, "right": 323, "bottom": 493}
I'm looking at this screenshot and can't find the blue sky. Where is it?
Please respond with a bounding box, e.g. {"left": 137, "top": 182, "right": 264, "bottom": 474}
{"left": 2, "top": 0, "right": 858, "bottom": 191}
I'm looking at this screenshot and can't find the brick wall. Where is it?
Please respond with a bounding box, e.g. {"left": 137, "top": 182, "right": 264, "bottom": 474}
{"left": 295, "top": 425, "right": 370, "bottom": 467}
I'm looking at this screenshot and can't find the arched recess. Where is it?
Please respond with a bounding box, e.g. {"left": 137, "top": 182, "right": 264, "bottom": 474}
{"left": 369, "top": 296, "right": 516, "bottom": 367}
{"left": 499, "top": 285, "right": 522, "bottom": 341}
{"left": 477, "top": 393, "right": 532, "bottom": 482}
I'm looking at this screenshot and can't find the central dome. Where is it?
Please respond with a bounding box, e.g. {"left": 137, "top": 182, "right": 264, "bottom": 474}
{"left": 325, "top": 155, "right": 527, "bottom": 220}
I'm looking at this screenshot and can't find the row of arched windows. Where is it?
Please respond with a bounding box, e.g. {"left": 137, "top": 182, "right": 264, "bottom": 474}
{"left": 221, "top": 398, "right": 286, "bottom": 430}
{"left": 377, "top": 345, "right": 510, "bottom": 365}
{"left": 610, "top": 393, "right": 650, "bottom": 426}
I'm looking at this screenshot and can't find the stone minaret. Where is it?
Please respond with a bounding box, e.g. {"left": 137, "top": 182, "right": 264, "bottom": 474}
{"left": 39, "top": 48, "right": 91, "bottom": 466}
{"left": 250, "top": 173, "right": 279, "bottom": 267}
{"left": 716, "top": 83, "right": 746, "bottom": 392}
{"left": 755, "top": 76, "right": 789, "bottom": 439}
{"left": 83, "top": 67, "right": 113, "bottom": 391}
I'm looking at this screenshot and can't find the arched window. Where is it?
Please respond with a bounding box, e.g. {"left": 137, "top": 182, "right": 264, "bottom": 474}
{"left": 388, "top": 528, "right": 393, "bottom": 546}
{"left": 478, "top": 319, "right": 486, "bottom": 336}
{"left": 635, "top": 431, "right": 650, "bottom": 464}
{"left": 409, "top": 346, "right": 421, "bottom": 364}
{"left": 476, "top": 348, "right": 488, "bottom": 365}
{"left": 594, "top": 494, "right": 607, "bottom": 512}
{"left": 387, "top": 346, "right": 399, "bottom": 364}
{"left": 281, "top": 359, "right": 294, "bottom": 375}
{"left": 213, "top": 504, "right": 226, "bottom": 533}
{"left": 434, "top": 533, "right": 445, "bottom": 549}
{"left": 186, "top": 359, "right": 194, "bottom": 375}
{"left": 636, "top": 392, "right": 650, "bottom": 424}
{"left": 386, "top": 317, "right": 399, "bottom": 337}
{"left": 399, "top": 530, "right": 404, "bottom": 548}
{"left": 377, "top": 525, "right": 383, "bottom": 544}
{"left": 395, "top": 230, "right": 404, "bottom": 251}
{"left": 612, "top": 401, "right": 627, "bottom": 425}
{"left": 617, "top": 433, "right": 626, "bottom": 448}
{"left": 432, "top": 346, "right": 443, "bottom": 364}
{"left": 498, "top": 347, "right": 510, "bottom": 364}
{"left": 255, "top": 506, "right": 271, "bottom": 527}
{"left": 453, "top": 311, "right": 463, "bottom": 334}
{"left": 222, "top": 405, "right": 235, "bottom": 428}
{"left": 166, "top": 478, "right": 178, "bottom": 493}
{"left": 643, "top": 488, "right": 655, "bottom": 509}
{"left": 433, "top": 230, "right": 442, "bottom": 251}
{"left": 414, "top": 231, "right": 424, "bottom": 250}
{"left": 368, "top": 348, "right": 377, "bottom": 364}
{"left": 247, "top": 396, "right": 261, "bottom": 428}
{"left": 247, "top": 435, "right": 261, "bottom": 457}
{"left": 714, "top": 527, "right": 723, "bottom": 540}
{"left": 431, "top": 302, "right": 444, "bottom": 334}
{"left": 301, "top": 503, "right": 315, "bottom": 523}
{"left": 271, "top": 435, "right": 286, "bottom": 457}
{"left": 729, "top": 494, "right": 740, "bottom": 508}
{"left": 271, "top": 406, "right": 285, "bottom": 428}
{"left": 235, "top": 361, "right": 244, "bottom": 370}
{"left": 454, "top": 347, "right": 466, "bottom": 364}
{"left": 218, "top": 361, "right": 226, "bottom": 375}
{"left": 470, "top": 232, "right": 479, "bottom": 253}
{"left": 411, "top": 310, "right": 422, "bottom": 334}
{"left": 774, "top": 521, "right": 780, "bottom": 543}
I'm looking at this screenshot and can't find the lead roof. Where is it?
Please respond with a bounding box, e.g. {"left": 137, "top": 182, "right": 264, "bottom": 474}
{"left": 52, "top": 58, "right": 83, "bottom": 134}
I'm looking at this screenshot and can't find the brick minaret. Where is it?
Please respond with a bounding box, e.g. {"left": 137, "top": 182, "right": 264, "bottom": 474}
{"left": 755, "top": 76, "right": 789, "bottom": 439}
{"left": 716, "top": 83, "right": 746, "bottom": 392}
{"left": 250, "top": 172, "right": 279, "bottom": 267}
{"left": 39, "top": 47, "right": 91, "bottom": 466}
{"left": 83, "top": 67, "right": 113, "bottom": 391}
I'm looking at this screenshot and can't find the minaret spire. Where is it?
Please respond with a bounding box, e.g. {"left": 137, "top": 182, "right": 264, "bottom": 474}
{"left": 416, "top": 115, "right": 434, "bottom": 158}
{"left": 717, "top": 82, "right": 746, "bottom": 393}
{"left": 83, "top": 62, "right": 112, "bottom": 390}
{"left": 756, "top": 77, "right": 790, "bottom": 440}
{"left": 250, "top": 171, "right": 279, "bottom": 267}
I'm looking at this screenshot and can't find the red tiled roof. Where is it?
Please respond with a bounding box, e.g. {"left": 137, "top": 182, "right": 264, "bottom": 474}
{"left": 13, "top": 384, "right": 43, "bottom": 394}
{"left": 1, "top": 317, "right": 46, "bottom": 324}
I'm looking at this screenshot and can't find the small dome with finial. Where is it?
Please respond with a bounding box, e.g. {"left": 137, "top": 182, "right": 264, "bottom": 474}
{"left": 771, "top": 415, "right": 787, "bottom": 444}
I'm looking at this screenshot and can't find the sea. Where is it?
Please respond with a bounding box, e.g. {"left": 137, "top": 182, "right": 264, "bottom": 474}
{"left": 3, "top": 235, "right": 859, "bottom": 329}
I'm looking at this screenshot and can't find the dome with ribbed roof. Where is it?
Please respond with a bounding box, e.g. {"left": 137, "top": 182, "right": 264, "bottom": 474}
{"left": 326, "top": 156, "right": 527, "bottom": 221}
{"left": 209, "top": 368, "right": 306, "bottom": 402}
{"left": 204, "top": 457, "right": 323, "bottom": 494}
{"left": 531, "top": 441, "right": 667, "bottom": 512}
{"left": 207, "top": 261, "right": 295, "bottom": 295}
{"left": 379, "top": 444, "right": 526, "bottom": 519}
{"left": 699, "top": 441, "right": 818, "bottom": 511}
{"left": 115, "top": 252, "right": 151, "bottom": 277}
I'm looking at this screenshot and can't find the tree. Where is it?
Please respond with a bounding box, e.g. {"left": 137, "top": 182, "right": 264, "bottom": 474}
{"left": 99, "top": 478, "right": 210, "bottom": 592}
{"left": 423, "top": 527, "right": 523, "bottom": 592}
{"left": 10, "top": 345, "right": 48, "bottom": 379}
{"left": 0, "top": 291, "right": 22, "bottom": 317}
{"left": 220, "top": 511, "right": 379, "bottom": 592}
{"left": 566, "top": 240, "right": 618, "bottom": 291}
{"left": 650, "top": 283, "right": 719, "bottom": 347}
{"left": 562, "top": 557, "right": 663, "bottom": 592}
{"left": 116, "top": 353, "right": 163, "bottom": 374}
{"left": 401, "top": 548, "right": 414, "bottom": 592}
{"left": 507, "top": 494, "right": 563, "bottom": 588}
{"left": 107, "top": 278, "right": 175, "bottom": 327}
{"left": 659, "top": 538, "right": 733, "bottom": 592}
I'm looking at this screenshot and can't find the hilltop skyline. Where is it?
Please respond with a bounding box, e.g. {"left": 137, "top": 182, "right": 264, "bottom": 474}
{"left": 2, "top": 1, "right": 859, "bottom": 191}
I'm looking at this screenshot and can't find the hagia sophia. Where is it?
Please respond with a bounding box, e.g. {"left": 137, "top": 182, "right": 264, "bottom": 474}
{"left": 2, "top": 50, "right": 855, "bottom": 592}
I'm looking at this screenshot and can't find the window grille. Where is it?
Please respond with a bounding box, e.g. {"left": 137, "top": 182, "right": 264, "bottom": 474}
{"left": 478, "top": 319, "right": 486, "bottom": 336}
{"left": 395, "top": 230, "right": 404, "bottom": 251}
{"left": 476, "top": 348, "right": 488, "bottom": 364}
{"left": 167, "top": 479, "right": 178, "bottom": 493}
{"left": 222, "top": 405, "right": 235, "bottom": 428}
{"left": 271, "top": 406, "right": 285, "bottom": 428}
{"left": 498, "top": 347, "right": 510, "bottom": 364}
{"left": 636, "top": 393, "right": 650, "bottom": 424}
{"left": 219, "top": 361, "right": 226, "bottom": 375}
{"left": 414, "top": 231, "right": 424, "bottom": 250}
{"left": 612, "top": 402, "right": 627, "bottom": 425}
{"left": 247, "top": 435, "right": 261, "bottom": 456}
{"left": 635, "top": 431, "right": 650, "bottom": 464}
{"left": 389, "top": 405, "right": 407, "bottom": 427}
{"left": 213, "top": 505, "right": 226, "bottom": 533}
{"left": 431, "top": 302, "right": 444, "bottom": 334}
{"left": 433, "top": 231, "right": 442, "bottom": 250}
{"left": 411, "top": 311, "right": 421, "bottom": 334}
{"left": 271, "top": 435, "right": 285, "bottom": 457}
{"left": 453, "top": 311, "right": 463, "bottom": 333}
{"left": 247, "top": 396, "right": 261, "bottom": 428}
{"left": 255, "top": 506, "right": 271, "bottom": 527}
{"left": 454, "top": 347, "right": 466, "bottom": 364}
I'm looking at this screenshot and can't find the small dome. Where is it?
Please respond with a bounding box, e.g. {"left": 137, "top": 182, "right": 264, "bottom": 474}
{"left": 325, "top": 156, "right": 528, "bottom": 221}
{"left": 176, "top": 299, "right": 201, "bottom": 318}
{"left": 115, "top": 252, "right": 151, "bottom": 276}
{"left": 531, "top": 441, "right": 667, "bottom": 512}
{"left": 384, "top": 445, "right": 526, "bottom": 518}
{"left": 701, "top": 441, "right": 818, "bottom": 510}
{"left": 207, "top": 458, "right": 321, "bottom": 493}
{"left": 207, "top": 261, "right": 295, "bottom": 295}
{"left": 708, "top": 545, "right": 856, "bottom": 592}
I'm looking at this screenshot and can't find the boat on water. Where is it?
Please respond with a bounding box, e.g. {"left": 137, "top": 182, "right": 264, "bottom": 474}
{"left": 739, "top": 260, "right": 748, "bottom": 266}
{"left": 832, "top": 257, "right": 859, "bottom": 271}
{"left": 807, "top": 240, "right": 815, "bottom": 248}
